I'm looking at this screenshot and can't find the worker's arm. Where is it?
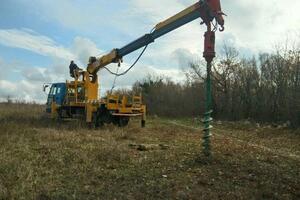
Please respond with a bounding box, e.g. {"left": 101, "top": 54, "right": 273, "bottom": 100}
{"left": 87, "top": 0, "right": 225, "bottom": 75}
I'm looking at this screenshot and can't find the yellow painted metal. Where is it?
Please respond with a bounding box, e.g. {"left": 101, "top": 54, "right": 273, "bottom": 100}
{"left": 83, "top": 72, "right": 98, "bottom": 101}
{"left": 155, "top": 2, "right": 199, "bottom": 30}
{"left": 104, "top": 94, "right": 145, "bottom": 114}
{"left": 60, "top": 70, "right": 146, "bottom": 124}
{"left": 86, "top": 103, "right": 96, "bottom": 123}
{"left": 141, "top": 105, "right": 146, "bottom": 121}
{"left": 112, "top": 113, "right": 142, "bottom": 117}
{"left": 51, "top": 101, "right": 58, "bottom": 119}
{"left": 87, "top": 49, "right": 118, "bottom": 75}
{"left": 82, "top": 72, "right": 98, "bottom": 122}
{"left": 106, "top": 94, "right": 120, "bottom": 110}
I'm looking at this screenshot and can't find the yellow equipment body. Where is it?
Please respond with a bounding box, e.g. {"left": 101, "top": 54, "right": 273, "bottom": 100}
{"left": 46, "top": 71, "right": 146, "bottom": 127}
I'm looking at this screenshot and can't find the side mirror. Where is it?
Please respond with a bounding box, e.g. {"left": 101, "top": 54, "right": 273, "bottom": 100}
{"left": 43, "top": 84, "right": 49, "bottom": 92}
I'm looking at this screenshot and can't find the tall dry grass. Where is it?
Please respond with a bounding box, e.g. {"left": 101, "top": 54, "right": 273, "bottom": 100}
{"left": 0, "top": 103, "right": 299, "bottom": 199}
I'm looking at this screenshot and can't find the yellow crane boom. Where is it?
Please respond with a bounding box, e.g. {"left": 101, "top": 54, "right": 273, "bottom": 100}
{"left": 86, "top": 0, "right": 225, "bottom": 78}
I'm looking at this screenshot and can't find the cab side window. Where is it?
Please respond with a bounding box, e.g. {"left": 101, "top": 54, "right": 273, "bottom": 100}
{"left": 57, "top": 87, "right": 61, "bottom": 95}
{"left": 50, "top": 86, "right": 60, "bottom": 96}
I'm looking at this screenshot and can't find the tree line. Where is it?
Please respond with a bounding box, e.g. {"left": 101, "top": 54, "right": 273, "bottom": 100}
{"left": 119, "top": 43, "right": 300, "bottom": 127}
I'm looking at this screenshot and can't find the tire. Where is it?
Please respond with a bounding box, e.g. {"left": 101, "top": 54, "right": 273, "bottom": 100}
{"left": 90, "top": 113, "right": 100, "bottom": 129}
{"left": 56, "top": 108, "right": 63, "bottom": 123}
{"left": 118, "top": 117, "right": 129, "bottom": 127}
{"left": 97, "top": 106, "right": 110, "bottom": 126}
{"left": 141, "top": 120, "right": 146, "bottom": 128}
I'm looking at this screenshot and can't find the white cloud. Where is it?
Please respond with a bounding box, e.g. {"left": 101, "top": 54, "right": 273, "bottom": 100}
{"left": 0, "top": 28, "right": 103, "bottom": 70}
{"left": 0, "top": 57, "right": 5, "bottom": 79}
{"left": 0, "top": 79, "right": 46, "bottom": 103}
{"left": 33, "top": 1, "right": 108, "bottom": 31}
{"left": 0, "top": 28, "right": 75, "bottom": 60}
{"left": 171, "top": 48, "right": 200, "bottom": 69}
{"left": 99, "top": 62, "right": 184, "bottom": 93}
{"left": 0, "top": 28, "right": 104, "bottom": 81}
{"left": 21, "top": 67, "right": 52, "bottom": 83}
{"left": 0, "top": 80, "right": 17, "bottom": 92}
{"left": 72, "top": 37, "right": 102, "bottom": 65}
{"left": 220, "top": 0, "right": 300, "bottom": 53}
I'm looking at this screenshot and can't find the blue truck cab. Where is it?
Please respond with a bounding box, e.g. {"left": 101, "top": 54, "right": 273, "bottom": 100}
{"left": 46, "top": 83, "right": 66, "bottom": 113}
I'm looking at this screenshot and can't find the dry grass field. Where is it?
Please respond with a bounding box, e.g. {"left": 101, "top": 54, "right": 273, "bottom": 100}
{"left": 0, "top": 103, "right": 299, "bottom": 199}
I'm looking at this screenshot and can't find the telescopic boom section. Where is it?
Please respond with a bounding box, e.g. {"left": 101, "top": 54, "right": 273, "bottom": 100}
{"left": 87, "top": 0, "right": 225, "bottom": 76}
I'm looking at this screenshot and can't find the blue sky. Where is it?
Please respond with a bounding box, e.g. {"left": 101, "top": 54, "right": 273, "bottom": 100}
{"left": 0, "top": 0, "right": 299, "bottom": 102}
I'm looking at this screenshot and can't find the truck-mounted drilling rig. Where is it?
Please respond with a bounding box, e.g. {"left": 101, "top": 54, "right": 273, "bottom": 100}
{"left": 45, "top": 0, "right": 225, "bottom": 131}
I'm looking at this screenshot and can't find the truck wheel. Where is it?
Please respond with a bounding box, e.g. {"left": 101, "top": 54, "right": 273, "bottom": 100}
{"left": 90, "top": 113, "right": 100, "bottom": 129}
{"left": 141, "top": 120, "right": 146, "bottom": 128}
{"left": 56, "top": 108, "right": 63, "bottom": 123}
{"left": 118, "top": 117, "right": 129, "bottom": 127}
